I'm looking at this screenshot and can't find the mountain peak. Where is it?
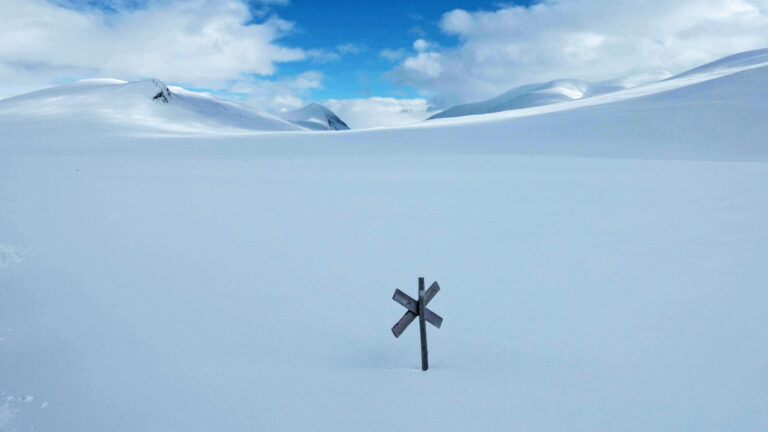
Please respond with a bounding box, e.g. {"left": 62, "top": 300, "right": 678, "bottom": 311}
{"left": 146, "top": 79, "right": 172, "bottom": 103}
{"left": 279, "top": 103, "right": 350, "bottom": 131}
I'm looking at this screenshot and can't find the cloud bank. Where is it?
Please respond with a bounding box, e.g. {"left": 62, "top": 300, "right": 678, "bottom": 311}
{"left": 392, "top": 0, "right": 768, "bottom": 105}
{"left": 0, "top": 0, "right": 304, "bottom": 96}
{"left": 232, "top": 71, "right": 325, "bottom": 112}
{"left": 322, "top": 97, "right": 434, "bottom": 129}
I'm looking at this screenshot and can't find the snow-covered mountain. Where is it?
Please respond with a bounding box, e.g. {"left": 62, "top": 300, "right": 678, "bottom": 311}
{"left": 429, "top": 79, "right": 595, "bottom": 120}
{"left": 0, "top": 78, "right": 303, "bottom": 135}
{"left": 428, "top": 48, "right": 767, "bottom": 121}
{"left": 428, "top": 72, "right": 672, "bottom": 120}
{"left": 279, "top": 103, "right": 350, "bottom": 131}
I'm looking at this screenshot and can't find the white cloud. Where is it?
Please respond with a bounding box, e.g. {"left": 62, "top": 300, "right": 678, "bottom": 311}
{"left": 392, "top": 0, "right": 768, "bottom": 105}
{"left": 412, "top": 39, "right": 433, "bottom": 52}
{"left": 231, "top": 71, "right": 324, "bottom": 112}
{"left": 380, "top": 48, "right": 408, "bottom": 61}
{"left": 336, "top": 43, "right": 365, "bottom": 55}
{"left": 305, "top": 49, "right": 342, "bottom": 64}
{"left": 305, "top": 43, "right": 365, "bottom": 64}
{"left": 0, "top": 0, "right": 305, "bottom": 94}
{"left": 322, "top": 97, "right": 435, "bottom": 129}
{"left": 402, "top": 52, "right": 443, "bottom": 79}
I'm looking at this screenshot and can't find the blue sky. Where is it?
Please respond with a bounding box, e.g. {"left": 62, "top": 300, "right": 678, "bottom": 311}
{"left": 2, "top": 0, "right": 768, "bottom": 127}
{"left": 52, "top": 0, "right": 535, "bottom": 101}
{"left": 270, "top": 0, "right": 534, "bottom": 100}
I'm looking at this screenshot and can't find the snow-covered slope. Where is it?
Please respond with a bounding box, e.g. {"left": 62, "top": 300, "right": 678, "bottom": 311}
{"left": 429, "top": 79, "right": 596, "bottom": 120}
{"left": 428, "top": 72, "right": 672, "bottom": 120}
{"left": 673, "top": 48, "right": 768, "bottom": 79}
{"left": 429, "top": 48, "right": 767, "bottom": 122}
{"left": 280, "top": 103, "right": 350, "bottom": 130}
{"left": 0, "top": 78, "right": 303, "bottom": 135}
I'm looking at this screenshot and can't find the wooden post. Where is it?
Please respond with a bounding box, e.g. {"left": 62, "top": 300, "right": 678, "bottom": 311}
{"left": 418, "top": 277, "right": 428, "bottom": 371}
{"left": 391, "top": 278, "right": 442, "bottom": 369}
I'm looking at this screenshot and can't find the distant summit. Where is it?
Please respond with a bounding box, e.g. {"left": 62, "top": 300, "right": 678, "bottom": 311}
{"left": 429, "top": 79, "right": 594, "bottom": 120}
{"left": 280, "top": 103, "right": 350, "bottom": 131}
{"left": 428, "top": 72, "right": 671, "bottom": 120}
{"left": 149, "top": 79, "right": 172, "bottom": 103}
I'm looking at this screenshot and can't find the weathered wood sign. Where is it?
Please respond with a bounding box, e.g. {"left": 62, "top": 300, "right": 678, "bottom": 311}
{"left": 391, "top": 277, "right": 443, "bottom": 371}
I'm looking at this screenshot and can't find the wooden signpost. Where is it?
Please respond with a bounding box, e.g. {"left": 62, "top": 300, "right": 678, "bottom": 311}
{"left": 391, "top": 277, "right": 443, "bottom": 371}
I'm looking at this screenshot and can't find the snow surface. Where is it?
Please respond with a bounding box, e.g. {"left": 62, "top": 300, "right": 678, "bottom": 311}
{"left": 1, "top": 50, "right": 768, "bottom": 431}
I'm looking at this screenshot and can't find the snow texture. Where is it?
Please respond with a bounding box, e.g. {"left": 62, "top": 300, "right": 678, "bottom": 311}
{"left": 0, "top": 245, "right": 27, "bottom": 268}
{"left": 1, "top": 49, "right": 768, "bottom": 432}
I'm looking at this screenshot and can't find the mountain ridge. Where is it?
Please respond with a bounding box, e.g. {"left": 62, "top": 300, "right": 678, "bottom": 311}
{"left": 426, "top": 49, "right": 768, "bottom": 121}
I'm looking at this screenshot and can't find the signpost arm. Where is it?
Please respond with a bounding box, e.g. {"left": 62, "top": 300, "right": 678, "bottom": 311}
{"left": 418, "top": 277, "right": 428, "bottom": 371}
